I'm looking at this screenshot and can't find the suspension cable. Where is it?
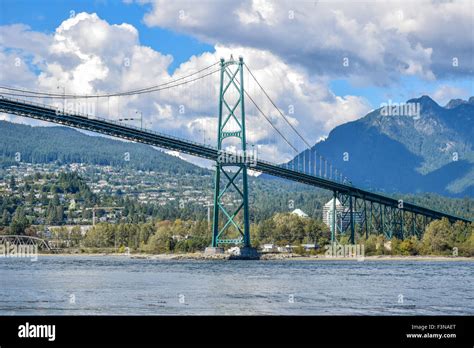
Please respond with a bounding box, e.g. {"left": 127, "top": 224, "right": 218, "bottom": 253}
{"left": 0, "top": 62, "right": 220, "bottom": 99}
{"left": 229, "top": 68, "right": 299, "bottom": 154}
{"left": 245, "top": 62, "right": 349, "bottom": 181}
{"left": 245, "top": 90, "right": 299, "bottom": 154}
{"left": 244, "top": 63, "right": 312, "bottom": 149}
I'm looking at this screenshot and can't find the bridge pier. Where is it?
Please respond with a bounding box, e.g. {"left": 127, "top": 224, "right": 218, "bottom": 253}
{"left": 229, "top": 247, "right": 260, "bottom": 260}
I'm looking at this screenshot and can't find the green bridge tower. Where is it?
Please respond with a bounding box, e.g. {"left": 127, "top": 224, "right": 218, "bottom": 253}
{"left": 209, "top": 56, "right": 254, "bottom": 253}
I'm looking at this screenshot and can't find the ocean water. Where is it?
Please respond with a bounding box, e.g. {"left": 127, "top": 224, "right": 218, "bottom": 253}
{"left": 0, "top": 256, "right": 472, "bottom": 315}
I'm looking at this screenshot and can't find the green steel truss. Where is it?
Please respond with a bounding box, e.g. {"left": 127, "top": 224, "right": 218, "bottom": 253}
{"left": 212, "top": 57, "right": 251, "bottom": 247}
{"left": 330, "top": 190, "right": 433, "bottom": 243}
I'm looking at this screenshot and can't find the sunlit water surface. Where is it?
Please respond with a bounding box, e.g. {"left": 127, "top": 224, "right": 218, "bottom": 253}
{"left": 1, "top": 256, "right": 472, "bottom": 315}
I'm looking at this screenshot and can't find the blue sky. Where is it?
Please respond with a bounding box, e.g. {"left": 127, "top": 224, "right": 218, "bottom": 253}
{"left": 330, "top": 77, "right": 473, "bottom": 107}
{"left": 0, "top": 0, "right": 213, "bottom": 73}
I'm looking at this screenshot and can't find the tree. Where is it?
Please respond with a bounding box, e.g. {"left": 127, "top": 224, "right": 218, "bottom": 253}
{"left": 70, "top": 226, "right": 82, "bottom": 247}
{"left": 145, "top": 232, "right": 175, "bottom": 253}
{"left": 272, "top": 213, "right": 305, "bottom": 244}
{"left": 83, "top": 224, "right": 114, "bottom": 248}
{"left": 422, "top": 218, "right": 456, "bottom": 255}
{"left": 363, "top": 235, "right": 387, "bottom": 255}
{"left": 459, "top": 231, "right": 474, "bottom": 257}
{"left": 364, "top": 235, "right": 379, "bottom": 255}
{"left": 10, "top": 208, "right": 29, "bottom": 235}
{"left": 55, "top": 206, "right": 64, "bottom": 224}
{"left": 46, "top": 204, "right": 56, "bottom": 225}
{"left": 293, "top": 244, "right": 306, "bottom": 255}
{"left": 256, "top": 219, "right": 276, "bottom": 243}
{"left": 391, "top": 237, "right": 402, "bottom": 255}
{"left": 9, "top": 175, "right": 16, "bottom": 190}
{"left": 399, "top": 236, "right": 421, "bottom": 255}
{"left": 1, "top": 209, "right": 10, "bottom": 226}
{"left": 304, "top": 219, "right": 330, "bottom": 247}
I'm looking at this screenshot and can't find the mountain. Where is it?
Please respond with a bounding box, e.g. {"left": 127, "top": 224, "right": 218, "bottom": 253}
{"left": 445, "top": 97, "right": 474, "bottom": 109}
{"left": 0, "top": 120, "right": 208, "bottom": 175}
{"left": 288, "top": 96, "right": 474, "bottom": 197}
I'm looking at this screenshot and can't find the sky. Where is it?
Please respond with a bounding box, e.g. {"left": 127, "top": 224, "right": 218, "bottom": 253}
{"left": 0, "top": 0, "right": 473, "bottom": 164}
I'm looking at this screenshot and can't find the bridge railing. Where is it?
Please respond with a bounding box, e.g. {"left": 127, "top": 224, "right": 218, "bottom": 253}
{"left": 0, "top": 94, "right": 218, "bottom": 150}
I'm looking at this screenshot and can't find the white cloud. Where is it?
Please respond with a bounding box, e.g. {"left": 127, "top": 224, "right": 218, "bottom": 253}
{"left": 432, "top": 85, "right": 470, "bottom": 106}
{"left": 0, "top": 12, "right": 371, "bottom": 165}
{"left": 140, "top": 0, "right": 473, "bottom": 84}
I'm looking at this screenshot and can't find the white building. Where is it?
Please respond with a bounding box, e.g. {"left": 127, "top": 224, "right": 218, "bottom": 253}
{"left": 323, "top": 198, "right": 362, "bottom": 232}
{"left": 261, "top": 244, "right": 276, "bottom": 252}
{"left": 291, "top": 209, "right": 308, "bottom": 218}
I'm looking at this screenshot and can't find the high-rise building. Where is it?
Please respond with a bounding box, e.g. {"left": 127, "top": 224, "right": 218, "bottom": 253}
{"left": 323, "top": 198, "right": 362, "bottom": 233}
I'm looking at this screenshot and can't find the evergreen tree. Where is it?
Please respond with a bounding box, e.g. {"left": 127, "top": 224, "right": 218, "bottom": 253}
{"left": 1, "top": 209, "right": 10, "bottom": 226}
{"left": 10, "top": 208, "right": 29, "bottom": 235}
{"left": 9, "top": 175, "right": 16, "bottom": 190}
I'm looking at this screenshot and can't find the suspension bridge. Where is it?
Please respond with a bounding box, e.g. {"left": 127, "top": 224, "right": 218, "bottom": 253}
{"left": 0, "top": 57, "right": 470, "bottom": 251}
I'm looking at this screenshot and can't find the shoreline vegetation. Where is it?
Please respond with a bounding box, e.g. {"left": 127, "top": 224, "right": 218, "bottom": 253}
{"left": 4, "top": 212, "right": 473, "bottom": 260}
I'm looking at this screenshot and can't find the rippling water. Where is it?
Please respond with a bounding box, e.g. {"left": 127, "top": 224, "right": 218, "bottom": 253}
{"left": 0, "top": 256, "right": 472, "bottom": 315}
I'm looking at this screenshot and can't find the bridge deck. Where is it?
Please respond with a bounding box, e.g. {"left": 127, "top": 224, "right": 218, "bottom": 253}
{"left": 0, "top": 95, "right": 470, "bottom": 223}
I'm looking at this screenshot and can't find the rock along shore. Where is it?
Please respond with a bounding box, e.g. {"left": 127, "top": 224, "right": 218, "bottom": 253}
{"left": 39, "top": 252, "right": 473, "bottom": 261}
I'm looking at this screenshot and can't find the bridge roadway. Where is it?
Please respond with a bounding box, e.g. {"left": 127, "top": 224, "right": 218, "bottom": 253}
{"left": 0, "top": 95, "right": 470, "bottom": 223}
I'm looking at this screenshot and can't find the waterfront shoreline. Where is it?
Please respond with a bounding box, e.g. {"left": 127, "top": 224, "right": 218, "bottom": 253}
{"left": 35, "top": 252, "right": 473, "bottom": 261}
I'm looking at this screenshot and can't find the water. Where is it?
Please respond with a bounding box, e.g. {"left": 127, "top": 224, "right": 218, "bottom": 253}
{"left": 0, "top": 256, "right": 472, "bottom": 315}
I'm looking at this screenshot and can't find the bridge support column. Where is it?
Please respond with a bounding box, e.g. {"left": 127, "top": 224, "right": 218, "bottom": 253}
{"left": 380, "top": 204, "right": 384, "bottom": 237}
{"left": 211, "top": 57, "right": 253, "bottom": 249}
{"left": 412, "top": 213, "right": 416, "bottom": 237}
{"left": 369, "top": 201, "right": 373, "bottom": 235}
{"left": 349, "top": 196, "right": 355, "bottom": 244}
{"left": 400, "top": 209, "right": 404, "bottom": 240}
{"left": 363, "top": 200, "right": 368, "bottom": 239}
{"left": 388, "top": 206, "right": 394, "bottom": 239}
{"left": 331, "top": 191, "right": 337, "bottom": 243}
